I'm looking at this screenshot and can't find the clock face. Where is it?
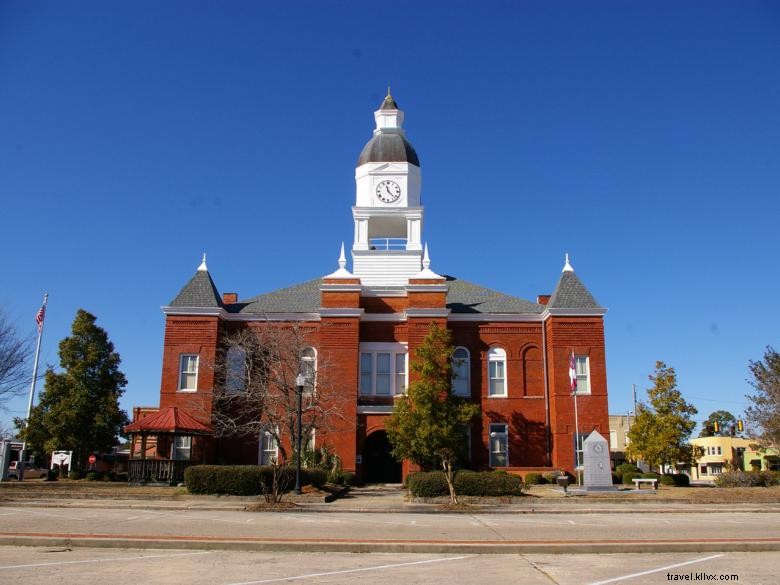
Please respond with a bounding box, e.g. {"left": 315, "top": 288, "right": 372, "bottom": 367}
{"left": 375, "top": 180, "right": 401, "bottom": 203}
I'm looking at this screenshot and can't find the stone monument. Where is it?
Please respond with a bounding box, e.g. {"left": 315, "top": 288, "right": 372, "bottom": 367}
{"left": 582, "top": 430, "right": 617, "bottom": 491}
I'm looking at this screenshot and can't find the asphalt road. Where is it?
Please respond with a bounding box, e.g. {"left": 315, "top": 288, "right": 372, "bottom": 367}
{"left": 0, "top": 506, "right": 779, "bottom": 554}
{"left": 0, "top": 547, "right": 775, "bottom": 585}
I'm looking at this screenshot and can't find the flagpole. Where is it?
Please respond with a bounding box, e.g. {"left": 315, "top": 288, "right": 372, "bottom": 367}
{"left": 20, "top": 293, "right": 48, "bottom": 470}
{"left": 573, "top": 386, "right": 581, "bottom": 486}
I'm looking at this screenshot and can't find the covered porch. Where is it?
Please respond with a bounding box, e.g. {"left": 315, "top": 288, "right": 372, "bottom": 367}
{"left": 125, "top": 406, "right": 212, "bottom": 485}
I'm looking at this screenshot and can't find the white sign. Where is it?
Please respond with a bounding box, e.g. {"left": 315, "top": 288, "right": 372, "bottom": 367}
{"left": 51, "top": 450, "right": 72, "bottom": 468}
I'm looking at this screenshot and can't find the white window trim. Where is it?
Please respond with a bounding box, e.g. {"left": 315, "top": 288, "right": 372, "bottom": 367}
{"left": 487, "top": 347, "right": 507, "bottom": 398}
{"left": 301, "top": 347, "right": 317, "bottom": 395}
{"left": 359, "top": 342, "right": 408, "bottom": 396}
{"left": 178, "top": 354, "right": 199, "bottom": 392}
{"left": 173, "top": 435, "right": 192, "bottom": 461}
{"left": 258, "top": 428, "right": 279, "bottom": 466}
{"left": 489, "top": 423, "right": 508, "bottom": 467}
{"left": 574, "top": 355, "right": 591, "bottom": 395}
{"left": 452, "top": 346, "right": 471, "bottom": 397}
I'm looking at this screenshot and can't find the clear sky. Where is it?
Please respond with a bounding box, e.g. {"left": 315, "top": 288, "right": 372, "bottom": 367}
{"left": 1, "top": 1, "right": 778, "bottom": 433}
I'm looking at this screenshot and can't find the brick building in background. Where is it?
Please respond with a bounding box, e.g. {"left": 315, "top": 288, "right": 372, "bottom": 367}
{"left": 127, "top": 92, "right": 609, "bottom": 483}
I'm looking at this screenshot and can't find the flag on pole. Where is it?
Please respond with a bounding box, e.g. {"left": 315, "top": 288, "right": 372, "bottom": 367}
{"left": 35, "top": 304, "right": 46, "bottom": 333}
{"left": 569, "top": 351, "right": 578, "bottom": 394}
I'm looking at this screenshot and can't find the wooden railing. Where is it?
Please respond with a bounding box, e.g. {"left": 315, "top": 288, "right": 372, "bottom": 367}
{"left": 128, "top": 459, "right": 191, "bottom": 485}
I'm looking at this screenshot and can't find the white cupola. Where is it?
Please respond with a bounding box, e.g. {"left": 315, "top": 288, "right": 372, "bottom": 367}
{"left": 351, "top": 90, "right": 425, "bottom": 287}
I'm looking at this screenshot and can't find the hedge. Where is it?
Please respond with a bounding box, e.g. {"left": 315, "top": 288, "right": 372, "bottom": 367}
{"left": 524, "top": 472, "right": 545, "bottom": 485}
{"left": 184, "top": 465, "right": 326, "bottom": 496}
{"left": 615, "top": 463, "right": 640, "bottom": 481}
{"left": 659, "top": 474, "right": 690, "bottom": 487}
{"left": 407, "top": 470, "right": 524, "bottom": 497}
{"left": 621, "top": 471, "right": 641, "bottom": 485}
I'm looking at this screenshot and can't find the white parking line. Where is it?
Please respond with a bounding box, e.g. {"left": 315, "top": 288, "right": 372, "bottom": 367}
{"left": 222, "top": 555, "right": 471, "bottom": 585}
{"left": 588, "top": 553, "right": 725, "bottom": 585}
{"left": 3, "top": 507, "right": 86, "bottom": 521}
{"left": 0, "top": 550, "right": 212, "bottom": 570}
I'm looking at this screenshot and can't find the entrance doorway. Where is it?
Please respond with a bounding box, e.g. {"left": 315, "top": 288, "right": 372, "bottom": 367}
{"left": 363, "top": 430, "right": 401, "bottom": 484}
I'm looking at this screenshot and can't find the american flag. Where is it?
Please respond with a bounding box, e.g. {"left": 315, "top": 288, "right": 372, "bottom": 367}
{"left": 569, "top": 351, "right": 578, "bottom": 394}
{"left": 35, "top": 304, "right": 46, "bottom": 333}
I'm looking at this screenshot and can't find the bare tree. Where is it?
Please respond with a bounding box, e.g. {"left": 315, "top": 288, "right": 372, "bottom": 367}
{"left": 0, "top": 311, "right": 31, "bottom": 403}
{"left": 208, "top": 324, "right": 346, "bottom": 464}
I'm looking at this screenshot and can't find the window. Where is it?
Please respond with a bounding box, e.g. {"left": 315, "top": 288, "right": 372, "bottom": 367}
{"left": 301, "top": 347, "right": 316, "bottom": 394}
{"left": 173, "top": 436, "right": 191, "bottom": 461}
{"left": 452, "top": 347, "right": 470, "bottom": 396}
{"left": 609, "top": 430, "right": 618, "bottom": 450}
{"left": 179, "top": 355, "right": 199, "bottom": 391}
{"left": 259, "top": 430, "right": 278, "bottom": 465}
{"left": 574, "top": 356, "right": 590, "bottom": 394}
{"left": 488, "top": 347, "right": 506, "bottom": 397}
{"left": 717, "top": 446, "right": 722, "bottom": 455}
{"left": 573, "top": 432, "right": 586, "bottom": 470}
{"left": 489, "top": 423, "right": 508, "bottom": 467}
{"left": 358, "top": 343, "right": 407, "bottom": 396}
{"left": 225, "top": 346, "right": 246, "bottom": 394}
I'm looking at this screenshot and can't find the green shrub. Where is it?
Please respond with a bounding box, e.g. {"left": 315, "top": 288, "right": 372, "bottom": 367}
{"left": 615, "top": 463, "right": 640, "bottom": 481}
{"left": 408, "top": 470, "right": 524, "bottom": 497}
{"left": 68, "top": 471, "right": 84, "bottom": 480}
{"left": 407, "top": 471, "right": 449, "bottom": 497}
{"left": 715, "top": 469, "right": 777, "bottom": 488}
{"left": 622, "top": 471, "right": 641, "bottom": 485}
{"left": 524, "top": 472, "right": 545, "bottom": 485}
{"left": 185, "top": 465, "right": 303, "bottom": 496}
{"left": 85, "top": 471, "right": 103, "bottom": 481}
{"left": 659, "top": 474, "right": 675, "bottom": 486}
{"left": 641, "top": 472, "right": 660, "bottom": 480}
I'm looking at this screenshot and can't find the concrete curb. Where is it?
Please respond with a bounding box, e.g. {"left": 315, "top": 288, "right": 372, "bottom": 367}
{"left": 1, "top": 533, "right": 779, "bottom": 555}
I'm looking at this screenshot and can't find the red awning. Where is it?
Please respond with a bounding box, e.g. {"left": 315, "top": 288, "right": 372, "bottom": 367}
{"left": 124, "top": 407, "right": 212, "bottom": 435}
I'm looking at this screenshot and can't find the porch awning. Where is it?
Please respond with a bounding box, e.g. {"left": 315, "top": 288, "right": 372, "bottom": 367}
{"left": 124, "top": 406, "right": 212, "bottom": 435}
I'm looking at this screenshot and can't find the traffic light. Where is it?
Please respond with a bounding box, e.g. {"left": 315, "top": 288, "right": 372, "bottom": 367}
{"left": 713, "top": 421, "right": 720, "bottom": 434}
{"left": 737, "top": 419, "right": 744, "bottom": 432}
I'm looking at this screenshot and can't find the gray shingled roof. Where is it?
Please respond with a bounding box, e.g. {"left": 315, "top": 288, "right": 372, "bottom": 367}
{"left": 170, "top": 270, "right": 223, "bottom": 308}
{"left": 226, "top": 276, "right": 543, "bottom": 315}
{"left": 380, "top": 93, "right": 399, "bottom": 110}
{"left": 357, "top": 133, "right": 420, "bottom": 167}
{"left": 546, "top": 271, "right": 601, "bottom": 309}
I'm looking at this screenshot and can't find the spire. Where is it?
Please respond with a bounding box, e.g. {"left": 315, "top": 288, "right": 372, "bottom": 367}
{"left": 380, "top": 86, "right": 399, "bottom": 111}
{"left": 411, "top": 243, "right": 443, "bottom": 279}
{"left": 198, "top": 253, "right": 208, "bottom": 272}
{"left": 562, "top": 253, "right": 574, "bottom": 273}
{"left": 324, "top": 242, "right": 354, "bottom": 279}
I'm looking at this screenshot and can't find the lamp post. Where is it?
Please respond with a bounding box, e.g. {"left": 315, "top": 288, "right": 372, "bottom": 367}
{"left": 293, "top": 373, "right": 306, "bottom": 495}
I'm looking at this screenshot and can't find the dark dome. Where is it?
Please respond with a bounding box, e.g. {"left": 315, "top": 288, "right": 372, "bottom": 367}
{"left": 357, "top": 133, "right": 420, "bottom": 167}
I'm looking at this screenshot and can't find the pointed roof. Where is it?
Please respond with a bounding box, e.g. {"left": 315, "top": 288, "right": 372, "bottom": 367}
{"left": 380, "top": 87, "right": 399, "bottom": 110}
{"left": 170, "top": 260, "right": 223, "bottom": 308}
{"left": 124, "top": 407, "right": 212, "bottom": 435}
{"left": 547, "top": 271, "right": 601, "bottom": 309}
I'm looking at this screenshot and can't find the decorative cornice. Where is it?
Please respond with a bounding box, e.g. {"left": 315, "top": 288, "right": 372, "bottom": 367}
{"left": 405, "top": 308, "right": 450, "bottom": 318}
{"left": 362, "top": 313, "right": 406, "bottom": 322}
{"left": 447, "top": 313, "right": 545, "bottom": 322}
{"left": 318, "top": 308, "right": 365, "bottom": 318}
{"left": 543, "top": 308, "right": 608, "bottom": 318}
{"left": 405, "top": 284, "right": 448, "bottom": 292}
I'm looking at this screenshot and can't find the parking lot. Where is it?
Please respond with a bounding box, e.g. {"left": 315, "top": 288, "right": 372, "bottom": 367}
{"left": 0, "top": 547, "right": 775, "bottom": 585}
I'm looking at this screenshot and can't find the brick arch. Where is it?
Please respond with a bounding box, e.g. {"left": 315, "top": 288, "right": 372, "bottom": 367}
{"left": 522, "top": 345, "right": 544, "bottom": 397}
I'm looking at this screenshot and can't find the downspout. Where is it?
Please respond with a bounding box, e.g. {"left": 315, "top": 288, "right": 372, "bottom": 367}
{"left": 542, "top": 317, "right": 551, "bottom": 466}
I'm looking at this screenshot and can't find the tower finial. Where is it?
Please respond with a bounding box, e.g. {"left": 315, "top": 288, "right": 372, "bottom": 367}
{"left": 387, "top": 84, "right": 391, "bottom": 97}
{"left": 422, "top": 243, "right": 431, "bottom": 270}
{"left": 198, "top": 253, "right": 208, "bottom": 272}
{"left": 562, "top": 253, "right": 574, "bottom": 273}
{"left": 338, "top": 242, "right": 347, "bottom": 270}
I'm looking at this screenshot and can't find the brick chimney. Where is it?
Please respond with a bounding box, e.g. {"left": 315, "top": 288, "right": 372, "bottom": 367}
{"left": 222, "top": 292, "right": 238, "bottom": 304}
{"left": 537, "top": 294, "right": 551, "bottom": 306}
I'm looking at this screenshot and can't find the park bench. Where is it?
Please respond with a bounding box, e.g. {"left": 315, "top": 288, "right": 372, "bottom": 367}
{"left": 632, "top": 477, "right": 658, "bottom": 490}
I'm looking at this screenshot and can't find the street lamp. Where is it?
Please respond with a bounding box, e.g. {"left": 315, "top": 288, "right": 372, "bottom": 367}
{"left": 294, "top": 373, "right": 306, "bottom": 495}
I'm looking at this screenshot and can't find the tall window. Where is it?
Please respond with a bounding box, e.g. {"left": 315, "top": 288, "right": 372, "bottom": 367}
{"left": 574, "top": 356, "right": 590, "bottom": 394}
{"left": 225, "top": 346, "right": 246, "bottom": 394}
{"left": 488, "top": 347, "right": 506, "bottom": 397}
{"left": 573, "top": 432, "right": 586, "bottom": 470}
{"left": 359, "top": 343, "right": 407, "bottom": 396}
{"left": 301, "top": 347, "right": 316, "bottom": 394}
{"left": 179, "top": 354, "right": 199, "bottom": 392}
{"left": 173, "top": 436, "right": 192, "bottom": 461}
{"left": 452, "top": 347, "right": 470, "bottom": 396}
{"left": 489, "top": 423, "right": 508, "bottom": 467}
{"left": 259, "top": 430, "right": 278, "bottom": 465}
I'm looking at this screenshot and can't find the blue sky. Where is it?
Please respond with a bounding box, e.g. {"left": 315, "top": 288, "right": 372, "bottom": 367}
{"left": 1, "top": 1, "right": 778, "bottom": 432}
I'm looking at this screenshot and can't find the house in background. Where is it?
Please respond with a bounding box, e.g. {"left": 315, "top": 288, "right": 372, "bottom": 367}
{"left": 126, "top": 92, "right": 611, "bottom": 484}
{"left": 608, "top": 414, "right": 634, "bottom": 469}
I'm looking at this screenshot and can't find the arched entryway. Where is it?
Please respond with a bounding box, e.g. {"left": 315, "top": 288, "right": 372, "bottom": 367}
{"left": 363, "top": 430, "right": 402, "bottom": 484}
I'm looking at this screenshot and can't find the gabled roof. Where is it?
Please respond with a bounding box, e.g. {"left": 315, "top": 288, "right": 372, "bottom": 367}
{"left": 547, "top": 271, "right": 601, "bottom": 309}
{"left": 229, "top": 276, "right": 544, "bottom": 315}
{"left": 170, "top": 270, "right": 223, "bottom": 308}
{"left": 124, "top": 407, "right": 212, "bottom": 435}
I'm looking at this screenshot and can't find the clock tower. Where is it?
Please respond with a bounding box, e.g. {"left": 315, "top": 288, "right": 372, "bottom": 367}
{"left": 352, "top": 91, "right": 425, "bottom": 286}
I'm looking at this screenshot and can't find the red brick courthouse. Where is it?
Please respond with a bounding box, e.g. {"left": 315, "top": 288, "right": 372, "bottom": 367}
{"left": 127, "top": 93, "right": 609, "bottom": 484}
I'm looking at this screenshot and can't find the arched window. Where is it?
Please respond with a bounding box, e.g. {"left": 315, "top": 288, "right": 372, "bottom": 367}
{"left": 225, "top": 346, "right": 246, "bottom": 394}
{"left": 452, "top": 347, "right": 470, "bottom": 396}
{"left": 301, "top": 347, "right": 316, "bottom": 394}
{"left": 488, "top": 347, "right": 507, "bottom": 397}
